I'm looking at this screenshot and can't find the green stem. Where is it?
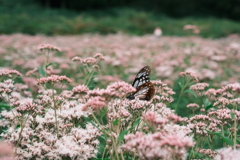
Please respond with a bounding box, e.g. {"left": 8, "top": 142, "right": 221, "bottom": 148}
{"left": 175, "top": 79, "right": 193, "bottom": 112}
{"left": 92, "top": 113, "right": 108, "bottom": 135}
{"left": 207, "top": 136, "right": 213, "bottom": 149}
{"left": 52, "top": 88, "right": 59, "bottom": 138}
{"left": 120, "top": 149, "right": 125, "bottom": 160}
{"left": 175, "top": 90, "right": 183, "bottom": 112}
{"left": 133, "top": 152, "right": 136, "bottom": 160}
{"left": 85, "top": 69, "right": 95, "bottom": 86}
{"left": 233, "top": 107, "right": 237, "bottom": 149}
{"left": 45, "top": 50, "right": 50, "bottom": 70}
{"left": 101, "top": 146, "right": 107, "bottom": 160}
{"left": 111, "top": 136, "right": 120, "bottom": 160}
{"left": 15, "top": 113, "right": 30, "bottom": 155}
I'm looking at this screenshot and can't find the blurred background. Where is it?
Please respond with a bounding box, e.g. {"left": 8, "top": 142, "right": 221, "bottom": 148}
{"left": 1, "top": 0, "right": 240, "bottom": 38}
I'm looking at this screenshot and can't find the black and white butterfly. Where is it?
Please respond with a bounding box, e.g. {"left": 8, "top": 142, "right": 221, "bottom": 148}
{"left": 127, "top": 66, "right": 155, "bottom": 101}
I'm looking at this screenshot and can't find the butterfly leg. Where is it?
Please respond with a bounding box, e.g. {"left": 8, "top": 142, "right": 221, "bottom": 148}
{"left": 145, "top": 95, "right": 150, "bottom": 101}
{"left": 127, "top": 94, "right": 135, "bottom": 100}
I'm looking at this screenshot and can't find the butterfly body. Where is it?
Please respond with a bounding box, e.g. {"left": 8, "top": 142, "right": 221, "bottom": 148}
{"left": 127, "top": 66, "right": 155, "bottom": 101}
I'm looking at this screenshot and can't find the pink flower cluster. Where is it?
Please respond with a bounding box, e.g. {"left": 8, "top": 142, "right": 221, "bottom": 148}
{"left": 152, "top": 80, "right": 175, "bottom": 104}
{"left": 190, "top": 83, "right": 209, "bottom": 91}
{"left": 72, "top": 53, "right": 104, "bottom": 66}
{"left": 106, "top": 81, "right": 136, "bottom": 98}
{"left": 0, "top": 69, "right": 22, "bottom": 78}
{"left": 123, "top": 132, "right": 194, "bottom": 160}
{"left": 72, "top": 85, "right": 89, "bottom": 95}
{"left": 37, "top": 75, "right": 72, "bottom": 85}
{"left": 1, "top": 89, "right": 100, "bottom": 159}
{"left": 214, "top": 147, "right": 240, "bottom": 160}
{"left": 179, "top": 71, "right": 199, "bottom": 82}
{"left": 0, "top": 141, "right": 15, "bottom": 160}
{"left": 15, "top": 101, "right": 38, "bottom": 113}
{"left": 186, "top": 103, "right": 200, "bottom": 111}
{"left": 142, "top": 111, "right": 168, "bottom": 129}
{"left": 82, "top": 96, "right": 106, "bottom": 111}
{"left": 0, "top": 79, "right": 14, "bottom": 94}
{"left": 38, "top": 44, "right": 61, "bottom": 52}
{"left": 199, "top": 149, "right": 217, "bottom": 158}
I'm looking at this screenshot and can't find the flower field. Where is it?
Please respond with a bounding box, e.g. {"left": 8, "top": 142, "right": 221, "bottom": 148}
{"left": 1, "top": 33, "right": 240, "bottom": 159}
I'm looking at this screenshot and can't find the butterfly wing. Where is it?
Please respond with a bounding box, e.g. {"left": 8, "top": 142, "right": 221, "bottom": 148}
{"left": 127, "top": 66, "right": 155, "bottom": 101}
{"left": 132, "top": 66, "right": 151, "bottom": 88}
{"left": 132, "top": 82, "right": 155, "bottom": 101}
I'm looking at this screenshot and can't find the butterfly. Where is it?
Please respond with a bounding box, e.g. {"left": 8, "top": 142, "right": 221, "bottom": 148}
{"left": 127, "top": 66, "right": 155, "bottom": 101}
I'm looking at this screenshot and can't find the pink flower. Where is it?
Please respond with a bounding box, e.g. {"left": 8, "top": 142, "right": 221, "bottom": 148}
{"left": 142, "top": 111, "right": 157, "bottom": 122}
{"left": 22, "top": 77, "right": 38, "bottom": 94}
{"left": 190, "top": 83, "right": 209, "bottom": 91}
{"left": 0, "top": 69, "right": 22, "bottom": 78}
{"left": 82, "top": 96, "right": 106, "bottom": 111}
{"left": 72, "top": 85, "right": 89, "bottom": 95}
{"left": 142, "top": 111, "right": 168, "bottom": 129}
{"left": 167, "top": 114, "right": 183, "bottom": 123}
{"left": 119, "top": 108, "right": 131, "bottom": 117}
{"left": 214, "top": 147, "right": 240, "bottom": 160}
{"left": 94, "top": 53, "right": 105, "bottom": 60}
{"left": 225, "top": 83, "right": 240, "bottom": 93}
{"left": 16, "top": 101, "right": 38, "bottom": 113}
{"left": 213, "top": 97, "right": 230, "bottom": 108}
{"left": 88, "top": 88, "right": 114, "bottom": 99}
{"left": 83, "top": 57, "right": 96, "bottom": 65}
{"left": 199, "top": 149, "right": 217, "bottom": 158}
{"left": 179, "top": 71, "right": 198, "bottom": 82}
{"left": 107, "top": 81, "right": 136, "bottom": 98}
{"left": 0, "top": 79, "right": 14, "bottom": 94}
{"left": 0, "top": 141, "right": 15, "bottom": 159}
{"left": 38, "top": 44, "right": 61, "bottom": 52}
{"left": 37, "top": 75, "right": 72, "bottom": 85}
{"left": 123, "top": 132, "right": 194, "bottom": 160}
{"left": 159, "top": 134, "right": 195, "bottom": 148}
{"left": 72, "top": 56, "right": 82, "bottom": 62}
{"left": 186, "top": 103, "right": 200, "bottom": 111}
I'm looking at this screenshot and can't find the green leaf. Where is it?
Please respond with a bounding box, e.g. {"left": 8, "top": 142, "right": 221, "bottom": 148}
{"left": 128, "top": 118, "right": 141, "bottom": 131}
{"left": 117, "top": 130, "right": 128, "bottom": 143}
{"left": 236, "top": 139, "right": 240, "bottom": 144}
{"left": 205, "top": 104, "right": 213, "bottom": 111}
{"left": 46, "top": 63, "right": 57, "bottom": 69}
{"left": 132, "top": 118, "right": 141, "bottom": 128}
{"left": 203, "top": 99, "right": 211, "bottom": 107}
{"left": 113, "top": 119, "right": 119, "bottom": 126}
{"left": 230, "top": 110, "right": 235, "bottom": 119}
{"left": 0, "top": 103, "right": 12, "bottom": 109}
{"left": 178, "top": 82, "right": 183, "bottom": 89}
{"left": 183, "top": 89, "right": 197, "bottom": 98}
{"left": 97, "top": 135, "right": 106, "bottom": 156}
{"left": 212, "top": 132, "right": 234, "bottom": 146}
{"left": 204, "top": 99, "right": 213, "bottom": 111}
{"left": 38, "top": 67, "right": 46, "bottom": 77}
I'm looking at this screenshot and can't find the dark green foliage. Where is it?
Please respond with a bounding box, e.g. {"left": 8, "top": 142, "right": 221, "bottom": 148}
{"left": 0, "top": 0, "right": 240, "bottom": 37}
{"left": 34, "top": 0, "right": 240, "bottom": 20}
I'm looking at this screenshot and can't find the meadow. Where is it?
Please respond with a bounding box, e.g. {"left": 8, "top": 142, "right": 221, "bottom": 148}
{"left": 1, "top": 33, "right": 240, "bottom": 159}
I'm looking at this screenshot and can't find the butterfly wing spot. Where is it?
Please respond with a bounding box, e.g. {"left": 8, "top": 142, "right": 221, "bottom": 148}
{"left": 133, "top": 80, "right": 139, "bottom": 88}
{"left": 138, "top": 81, "right": 143, "bottom": 86}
